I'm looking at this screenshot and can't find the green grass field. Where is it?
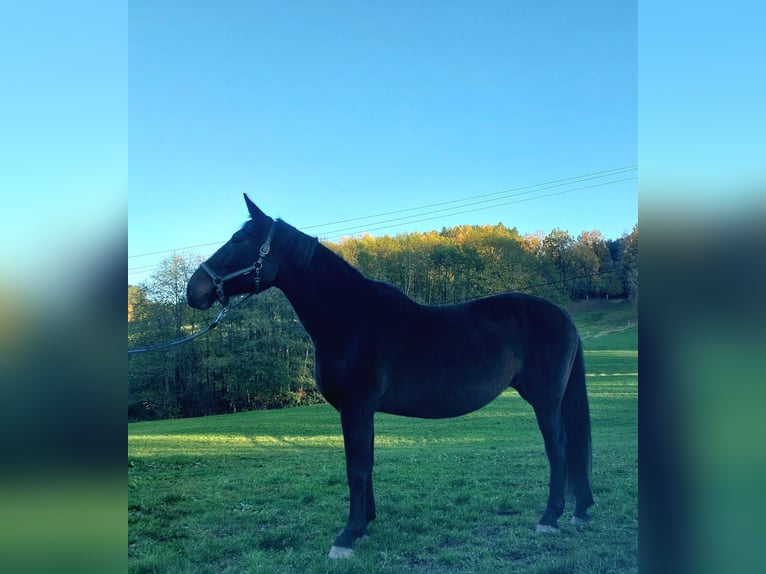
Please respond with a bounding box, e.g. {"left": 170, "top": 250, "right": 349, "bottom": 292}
{"left": 129, "top": 301, "right": 637, "bottom": 573}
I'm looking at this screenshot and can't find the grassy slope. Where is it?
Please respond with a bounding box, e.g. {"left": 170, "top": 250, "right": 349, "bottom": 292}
{"left": 129, "top": 301, "right": 637, "bottom": 574}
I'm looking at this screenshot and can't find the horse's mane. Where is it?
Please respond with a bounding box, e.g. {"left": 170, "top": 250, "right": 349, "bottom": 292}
{"left": 309, "top": 240, "right": 367, "bottom": 284}
{"left": 312, "top": 238, "right": 418, "bottom": 308}
{"left": 274, "top": 219, "right": 418, "bottom": 312}
{"left": 275, "top": 219, "right": 319, "bottom": 271}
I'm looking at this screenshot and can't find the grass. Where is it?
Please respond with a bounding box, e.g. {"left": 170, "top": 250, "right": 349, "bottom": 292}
{"left": 129, "top": 301, "right": 637, "bottom": 573}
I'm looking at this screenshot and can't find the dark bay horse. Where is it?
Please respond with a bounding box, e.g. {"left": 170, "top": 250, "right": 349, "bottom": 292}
{"left": 187, "top": 195, "right": 594, "bottom": 559}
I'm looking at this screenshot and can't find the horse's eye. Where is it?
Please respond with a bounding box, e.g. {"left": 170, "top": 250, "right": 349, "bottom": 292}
{"left": 231, "top": 232, "right": 244, "bottom": 244}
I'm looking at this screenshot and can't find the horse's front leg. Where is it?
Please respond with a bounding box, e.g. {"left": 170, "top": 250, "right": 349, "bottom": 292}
{"left": 328, "top": 407, "right": 375, "bottom": 559}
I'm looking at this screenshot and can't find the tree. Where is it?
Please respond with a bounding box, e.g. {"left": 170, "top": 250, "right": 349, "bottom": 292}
{"left": 621, "top": 225, "right": 639, "bottom": 301}
{"left": 148, "top": 253, "right": 203, "bottom": 334}
{"left": 542, "top": 229, "right": 574, "bottom": 290}
{"left": 576, "top": 231, "right": 623, "bottom": 299}
{"left": 128, "top": 221, "right": 638, "bottom": 420}
{"left": 566, "top": 242, "right": 601, "bottom": 299}
{"left": 129, "top": 253, "right": 211, "bottom": 419}
{"left": 522, "top": 230, "right": 546, "bottom": 255}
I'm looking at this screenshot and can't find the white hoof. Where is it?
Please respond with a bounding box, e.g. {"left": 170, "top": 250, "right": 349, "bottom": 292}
{"left": 571, "top": 516, "right": 588, "bottom": 526}
{"left": 535, "top": 524, "right": 559, "bottom": 534}
{"left": 328, "top": 545, "right": 355, "bottom": 559}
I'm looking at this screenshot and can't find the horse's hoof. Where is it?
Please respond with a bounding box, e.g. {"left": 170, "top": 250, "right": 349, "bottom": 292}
{"left": 535, "top": 524, "right": 559, "bottom": 534}
{"left": 571, "top": 515, "right": 591, "bottom": 526}
{"left": 328, "top": 545, "right": 355, "bottom": 559}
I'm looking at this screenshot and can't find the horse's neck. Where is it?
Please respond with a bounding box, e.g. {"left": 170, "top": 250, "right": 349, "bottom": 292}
{"left": 276, "top": 220, "right": 317, "bottom": 269}
{"left": 277, "top": 242, "right": 366, "bottom": 341}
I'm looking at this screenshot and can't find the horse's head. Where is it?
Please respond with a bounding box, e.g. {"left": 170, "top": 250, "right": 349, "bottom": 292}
{"left": 187, "top": 195, "right": 281, "bottom": 310}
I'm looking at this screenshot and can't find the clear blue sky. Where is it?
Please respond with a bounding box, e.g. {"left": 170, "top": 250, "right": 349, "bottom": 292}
{"left": 128, "top": 1, "right": 638, "bottom": 285}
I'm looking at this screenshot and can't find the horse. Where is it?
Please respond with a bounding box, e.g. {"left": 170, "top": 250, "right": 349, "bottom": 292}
{"left": 187, "top": 194, "right": 594, "bottom": 559}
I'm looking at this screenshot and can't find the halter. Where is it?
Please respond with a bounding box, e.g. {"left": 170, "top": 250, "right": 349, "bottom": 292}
{"left": 200, "top": 219, "right": 278, "bottom": 305}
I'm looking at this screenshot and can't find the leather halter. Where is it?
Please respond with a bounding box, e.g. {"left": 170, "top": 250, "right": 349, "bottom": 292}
{"left": 200, "top": 220, "right": 278, "bottom": 305}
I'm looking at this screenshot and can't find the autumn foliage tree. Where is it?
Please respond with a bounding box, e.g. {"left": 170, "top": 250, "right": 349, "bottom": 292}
{"left": 129, "top": 223, "right": 637, "bottom": 420}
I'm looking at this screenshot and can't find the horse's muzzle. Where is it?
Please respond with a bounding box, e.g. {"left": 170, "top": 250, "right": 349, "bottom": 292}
{"left": 187, "top": 268, "right": 217, "bottom": 310}
{"left": 188, "top": 293, "right": 214, "bottom": 310}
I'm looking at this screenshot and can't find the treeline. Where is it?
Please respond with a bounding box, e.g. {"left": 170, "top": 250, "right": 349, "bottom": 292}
{"left": 128, "top": 223, "right": 637, "bottom": 421}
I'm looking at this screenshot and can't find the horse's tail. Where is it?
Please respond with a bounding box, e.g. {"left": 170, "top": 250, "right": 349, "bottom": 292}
{"left": 562, "top": 338, "right": 593, "bottom": 505}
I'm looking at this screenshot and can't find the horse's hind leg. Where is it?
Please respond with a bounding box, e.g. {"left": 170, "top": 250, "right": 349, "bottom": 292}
{"left": 570, "top": 464, "right": 594, "bottom": 524}
{"left": 533, "top": 405, "right": 567, "bottom": 532}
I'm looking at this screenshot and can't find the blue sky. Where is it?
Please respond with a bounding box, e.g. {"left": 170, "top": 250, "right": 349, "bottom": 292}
{"left": 128, "top": 1, "right": 637, "bottom": 284}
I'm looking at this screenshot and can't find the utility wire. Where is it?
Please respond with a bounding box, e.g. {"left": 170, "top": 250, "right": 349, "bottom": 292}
{"left": 319, "top": 176, "right": 635, "bottom": 240}
{"left": 301, "top": 165, "right": 636, "bottom": 230}
{"left": 129, "top": 165, "right": 635, "bottom": 261}
{"left": 129, "top": 241, "right": 231, "bottom": 259}
{"left": 128, "top": 167, "right": 636, "bottom": 276}
{"left": 515, "top": 266, "right": 638, "bottom": 294}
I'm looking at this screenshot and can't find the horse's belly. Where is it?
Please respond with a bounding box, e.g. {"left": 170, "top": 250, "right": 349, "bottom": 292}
{"left": 375, "top": 320, "right": 521, "bottom": 418}
{"left": 378, "top": 397, "right": 501, "bottom": 419}
{"left": 376, "top": 370, "right": 511, "bottom": 419}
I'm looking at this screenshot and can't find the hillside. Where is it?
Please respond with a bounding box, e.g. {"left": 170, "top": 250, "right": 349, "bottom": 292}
{"left": 570, "top": 299, "right": 637, "bottom": 351}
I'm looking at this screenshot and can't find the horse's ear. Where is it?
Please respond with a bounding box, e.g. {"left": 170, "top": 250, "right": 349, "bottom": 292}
{"left": 244, "top": 194, "right": 265, "bottom": 220}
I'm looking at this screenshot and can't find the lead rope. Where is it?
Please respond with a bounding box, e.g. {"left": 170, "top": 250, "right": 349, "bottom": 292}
{"left": 130, "top": 220, "right": 277, "bottom": 355}
{"left": 127, "top": 293, "right": 253, "bottom": 354}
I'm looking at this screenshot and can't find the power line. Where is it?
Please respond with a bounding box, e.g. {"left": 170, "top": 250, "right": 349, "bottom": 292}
{"left": 127, "top": 174, "right": 634, "bottom": 276}
{"left": 515, "top": 266, "right": 638, "bottom": 294}
{"left": 301, "top": 165, "right": 636, "bottom": 230}
{"left": 129, "top": 165, "right": 636, "bottom": 262}
{"left": 319, "top": 176, "right": 635, "bottom": 240}
{"left": 129, "top": 241, "right": 227, "bottom": 260}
